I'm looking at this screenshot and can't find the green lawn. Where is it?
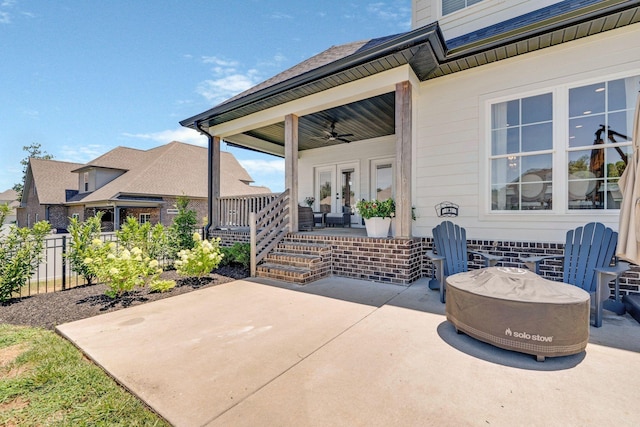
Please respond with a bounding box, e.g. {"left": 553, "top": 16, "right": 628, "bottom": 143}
{"left": 0, "top": 324, "right": 169, "bottom": 426}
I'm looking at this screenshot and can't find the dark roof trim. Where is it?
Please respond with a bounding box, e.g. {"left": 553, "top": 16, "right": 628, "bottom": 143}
{"left": 446, "top": 0, "right": 639, "bottom": 57}
{"left": 180, "top": 23, "right": 444, "bottom": 129}
{"left": 180, "top": 0, "right": 640, "bottom": 131}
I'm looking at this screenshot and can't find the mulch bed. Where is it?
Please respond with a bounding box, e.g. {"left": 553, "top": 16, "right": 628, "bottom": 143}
{"left": 0, "top": 265, "right": 249, "bottom": 331}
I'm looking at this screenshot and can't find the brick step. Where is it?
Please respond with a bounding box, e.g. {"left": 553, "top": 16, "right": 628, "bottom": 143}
{"left": 256, "top": 263, "right": 313, "bottom": 284}
{"left": 277, "top": 242, "right": 330, "bottom": 256}
{"left": 265, "top": 252, "right": 322, "bottom": 269}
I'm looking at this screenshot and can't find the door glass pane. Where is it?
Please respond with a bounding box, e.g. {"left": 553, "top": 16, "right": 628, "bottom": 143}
{"left": 318, "top": 171, "right": 332, "bottom": 213}
{"left": 341, "top": 170, "right": 354, "bottom": 212}
{"left": 375, "top": 164, "right": 392, "bottom": 200}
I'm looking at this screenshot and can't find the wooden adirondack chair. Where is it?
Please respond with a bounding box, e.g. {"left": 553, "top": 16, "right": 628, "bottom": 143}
{"left": 519, "top": 222, "right": 629, "bottom": 327}
{"left": 425, "top": 221, "right": 503, "bottom": 303}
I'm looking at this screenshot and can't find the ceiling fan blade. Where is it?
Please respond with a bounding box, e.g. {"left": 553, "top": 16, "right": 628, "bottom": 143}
{"left": 336, "top": 133, "right": 354, "bottom": 138}
{"left": 337, "top": 138, "right": 351, "bottom": 143}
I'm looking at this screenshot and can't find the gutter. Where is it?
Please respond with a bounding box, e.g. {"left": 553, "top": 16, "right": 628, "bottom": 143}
{"left": 180, "top": 22, "right": 444, "bottom": 129}
{"left": 195, "top": 121, "right": 214, "bottom": 238}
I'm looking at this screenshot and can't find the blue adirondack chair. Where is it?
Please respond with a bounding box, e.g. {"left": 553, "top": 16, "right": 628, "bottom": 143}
{"left": 519, "top": 222, "right": 629, "bottom": 327}
{"left": 425, "top": 221, "right": 504, "bottom": 303}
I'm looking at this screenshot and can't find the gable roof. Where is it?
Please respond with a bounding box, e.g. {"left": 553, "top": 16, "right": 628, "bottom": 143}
{"left": 28, "top": 142, "right": 270, "bottom": 206}
{"left": 0, "top": 189, "right": 18, "bottom": 202}
{"left": 180, "top": 0, "right": 640, "bottom": 131}
{"left": 28, "top": 158, "right": 84, "bottom": 205}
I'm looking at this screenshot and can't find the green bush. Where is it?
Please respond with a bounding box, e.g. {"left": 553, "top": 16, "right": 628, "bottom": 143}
{"left": 175, "top": 233, "right": 223, "bottom": 277}
{"left": 149, "top": 279, "right": 177, "bottom": 293}
{"left": 0, "top": 221, "right": 51, "bottom": 302}
{"left": 220, "top": 242, "right": 251, "bottom": 269}
{"left": 116, "top": 216, "right": 168, "bottom": 261}
{"left": 66, "top": 213, "right": 103, "bottom": 285}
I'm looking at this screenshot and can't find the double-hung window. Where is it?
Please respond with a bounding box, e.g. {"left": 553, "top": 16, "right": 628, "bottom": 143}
{"left": 490, "top": 93, "right": 553, "bottom": 211}
{"left": 567, "top": 77, "right": 635, "bottom": 210}
{"left": 489, "top": 75, "right": 637, "bottom": 213}
{"left": 442, "top": 0, "right": 484, "bottom": 16}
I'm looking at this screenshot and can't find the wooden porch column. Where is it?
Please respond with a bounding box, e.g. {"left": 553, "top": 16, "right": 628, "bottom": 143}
{"left": 395, "top": 81, "right": 412, "bottom": 238}
{"left": 210, "top": 135, "right": 221, "bottom": 229}
{"left": 285, "top": 114, "right": 299, "bottom": 232}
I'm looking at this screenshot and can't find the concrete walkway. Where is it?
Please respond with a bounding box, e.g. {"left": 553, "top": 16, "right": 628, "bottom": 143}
{"left": 56, "top": 277, "right": 640, "bottom": 427}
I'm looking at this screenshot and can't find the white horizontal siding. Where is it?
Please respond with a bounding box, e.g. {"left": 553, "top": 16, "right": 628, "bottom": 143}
{"left": 412, "top": 1, "right": 563, "bottom": 40}
{"left": 413, "top": 24, "right": 640, "bottom": 242}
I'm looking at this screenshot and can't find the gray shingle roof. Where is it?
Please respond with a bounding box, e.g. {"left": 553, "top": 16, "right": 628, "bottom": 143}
{"left": 29, "top": 158, "right": 85, "bottom": 205}
{"left": 30, "top": 142, "right": 271, "bottom": 206}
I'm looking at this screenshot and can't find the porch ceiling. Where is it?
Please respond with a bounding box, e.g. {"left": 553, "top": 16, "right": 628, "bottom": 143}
{"left": 239, "top": 92, "right": 395, "bottom": 151}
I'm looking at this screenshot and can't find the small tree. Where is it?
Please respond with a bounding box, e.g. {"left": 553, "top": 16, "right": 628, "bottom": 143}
{"left": 13, "top": 143, "right": 54, "bottom": 201}
{"left": 168, "top": 196, "right": 197, "bottom": 257}
{"left": 66, "top": 213, "right": 103, "bottom": 285}
{"left": 0, "top": 221, "right": 51, "bottom": 302}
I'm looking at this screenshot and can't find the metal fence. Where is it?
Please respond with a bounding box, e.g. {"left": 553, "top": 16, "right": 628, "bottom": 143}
{"left": 14, "top": 232, "right": 118, "bottom": 299}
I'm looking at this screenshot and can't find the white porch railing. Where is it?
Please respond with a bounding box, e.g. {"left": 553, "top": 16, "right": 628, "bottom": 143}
{"left": 218, "top": 193, "right": 280, "bottom": 228}
{"left": 250, "top": 189, "right": 290, "bottom": 276}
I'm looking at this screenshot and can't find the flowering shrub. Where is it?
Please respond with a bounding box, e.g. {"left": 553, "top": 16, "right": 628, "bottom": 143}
{"left": 0, "top": 221, "right": 51, "bottom": 302}
{"left": 175, "top": 233, "right": 223, "bottom": 277}
{"left": 66, "top": 213, "right": 103, "bottom": 285}
{"left": 355, "top": 198, "right": 395, "bottom": 219}
{"left": 84, "top": 241, "right": 163, "bottom": 298}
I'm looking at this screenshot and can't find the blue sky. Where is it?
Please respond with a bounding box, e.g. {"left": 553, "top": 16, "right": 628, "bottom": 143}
{"left": 0, "top": 0, "right": 411, "bottom": 194}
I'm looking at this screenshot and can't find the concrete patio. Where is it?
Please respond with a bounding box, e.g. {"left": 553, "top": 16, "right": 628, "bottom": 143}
{"left": 56, "top": 276, "right": 640, "bottom": 426}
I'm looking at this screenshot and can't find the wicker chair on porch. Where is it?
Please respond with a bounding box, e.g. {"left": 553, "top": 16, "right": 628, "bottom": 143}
{"left": 325, "top": 206, "right": 351, "bottom": 227}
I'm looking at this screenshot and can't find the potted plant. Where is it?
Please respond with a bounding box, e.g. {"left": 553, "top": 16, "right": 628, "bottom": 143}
{"left": 356, "top": 198, "right": 395, "bottom": 237}
{"left": 304, "top": 196, "right": 315, "bottom": 208}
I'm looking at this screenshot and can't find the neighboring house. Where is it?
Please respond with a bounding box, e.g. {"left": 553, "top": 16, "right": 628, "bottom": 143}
{"left": 181, "top": 0, "right": 640, "bottom": 240}
{"left": 17, "top": 141, "right": 271, "bottom": 231}
{"left": 180, "top": 1, "right": 640, "bottom": 290}
{"left": 0, "top": 188, "right": 19, "bottom": 227}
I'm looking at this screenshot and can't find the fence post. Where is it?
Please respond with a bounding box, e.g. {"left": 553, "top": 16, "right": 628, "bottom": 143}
{"left": 61, "top": 235, "right": 67, "bottom": 290}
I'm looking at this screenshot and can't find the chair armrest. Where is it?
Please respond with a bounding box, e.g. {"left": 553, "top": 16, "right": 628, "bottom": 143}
{"left": 424, "top": 250, "right": 445, "bottom": 261}
{"left": 594, "top": 261, "right": 630, "bottom": 278}
{"left": 518, "top": 255, "right": 563, "bottom": 274}
{"left": 469, "top": 251, "right": 504, "bottom": 267}
{"left": 593, "top": 262, "right": 630, "bottom": 326}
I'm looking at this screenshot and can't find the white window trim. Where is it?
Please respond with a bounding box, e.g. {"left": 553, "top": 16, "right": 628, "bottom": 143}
{"left": 439, "top": 0, "right": 495, "bottom": 19}
{"left": 139, "top": 213, "right": 151, "bottom": 224}
{"left": 479, "top": 70, "right": 639, "bottom": 221}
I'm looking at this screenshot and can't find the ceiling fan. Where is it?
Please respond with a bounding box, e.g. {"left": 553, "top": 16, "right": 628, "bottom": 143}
{"left": 312, "top": 121, "right": 354, "bottom": 143}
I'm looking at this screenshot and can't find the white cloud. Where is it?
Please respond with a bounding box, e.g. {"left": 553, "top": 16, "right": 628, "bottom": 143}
{"left": 58, "top": 144, "right": 110, "bottom": 164}
{"left": 122, "top": 127, "right": 207, "bottom": 146}
{"left": 0, "top": 11, "right": 10, "bottom": 24}
{"left": 237, "top": 158, "right": 285, "bottom": 192}
{"left": 366, "top": 2, "right": 411, "bottom": 24}
{"left": 269, "top": 12, "right": 293, "bottom": 20}
{"left": 195, "top": 55, "right": 262, "bottom": 104}
{"left": 238, "top": 159, "right": 285, "bottom": 174}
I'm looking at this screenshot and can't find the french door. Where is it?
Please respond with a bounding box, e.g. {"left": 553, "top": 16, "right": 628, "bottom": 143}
{"left": 315, "top": 163, "right": 359, "bottom": 225}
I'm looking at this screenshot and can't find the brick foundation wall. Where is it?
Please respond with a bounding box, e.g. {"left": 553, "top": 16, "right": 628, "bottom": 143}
{"left": 207, "top": 230, "right": 640, "bottom": 296}
{"left": 209, "top": 229, "right": 251, "bottom": 247}
{"left": 421, "top": 238, "right": 640, "bottom": 297}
